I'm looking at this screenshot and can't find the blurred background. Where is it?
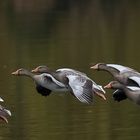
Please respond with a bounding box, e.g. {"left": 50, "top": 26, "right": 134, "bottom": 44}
{"left": 0, "top": 0, "right": 140, "bottom": 140}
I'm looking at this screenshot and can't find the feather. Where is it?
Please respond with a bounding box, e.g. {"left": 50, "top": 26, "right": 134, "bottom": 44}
{"left": 66, "top": 75, "right": 93, "bottom": 104}
{"left": 107, "top": 64, "right": 134, "bottom": 73}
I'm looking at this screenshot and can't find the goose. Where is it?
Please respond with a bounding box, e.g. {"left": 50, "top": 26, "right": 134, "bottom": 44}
{"left": 30, "top": 66, "right": 106, "bottom": 103}
{"left": 104, "top": 80, "right": 140, "bottom": 105}
{"left": 0, "top": 98, "right": 11, "bottom": 123}
{"left": 12, "top": 68, "right": 106, "bottom": 104}
{"left": 90, "top": 63, "right": 140, "bottom": 102}
{"left": 12, "top": 69, "right": 52, "bottom": 97}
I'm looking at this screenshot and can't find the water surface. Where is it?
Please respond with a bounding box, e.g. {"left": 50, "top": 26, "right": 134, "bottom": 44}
{"left": 0, "top": 1, "right": 140, "bottom": 140}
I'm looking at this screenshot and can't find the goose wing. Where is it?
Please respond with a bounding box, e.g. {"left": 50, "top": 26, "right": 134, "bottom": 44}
{"left": 66, "top": 75, "right": 93, "bottom": 104}
{"left": 43, "top": 73, "right": 66, "bottom": 88}
{"left": 107, "top": 64, "right": 135, "bottom": 74}
{"left": 128, "top": 76, "right": 140, "bottom": 87}
{"left": 0, "top": 105, "right": 11, "bottom": 123}
{"left": 92, "top": 84, "right": 106, "bottom": 94}
{"left": 56, "top": 68, "right": 87, "bottom": 76}
{"left": 126, "top": 86, "right": 140, "bottom": 91}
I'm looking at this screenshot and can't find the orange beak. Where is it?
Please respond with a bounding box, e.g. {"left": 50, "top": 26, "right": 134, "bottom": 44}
{"left": 104, "top": 83, "right": 112, "bottom": 89}
{"left": 31, "top": 68, "right": 38, "bottom": 73}
{"left": 11, "top": 70, "right": 19, "bottom": 75}
{"left": 90, "top": 64, "right": 98, "bottom": 70}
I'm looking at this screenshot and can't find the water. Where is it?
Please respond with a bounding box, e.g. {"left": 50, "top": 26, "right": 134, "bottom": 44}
{"left": 0, "top": 0, "right": 140, "bottom": 140}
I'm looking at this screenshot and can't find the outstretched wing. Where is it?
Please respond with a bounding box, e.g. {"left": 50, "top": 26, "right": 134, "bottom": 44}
{"left": 107, "top": 64, "right": 135, "bottom": 74}
{"left": 126, "top": 86, "right": 140, "bottom": 91}
{"left": 128, "top": 76, "right": 140, "bottom": 87}
{"left": 0, "top": 105, "right": 11, "bottom": 123}
{"left": 43, "top": 73, "right": 66, "bottom": 87}
{"left": 92, "top": 84, "right": 106, "bottom": 94}
{"left": 56, "top": 68, "right": 87, "bottom": 76}
{"left": 66, "top": 75, "right": 93, "bottom": 104}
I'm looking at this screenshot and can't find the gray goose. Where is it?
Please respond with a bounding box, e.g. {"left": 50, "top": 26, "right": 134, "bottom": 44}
{"left": 90, "top": 63, "right": 140, "bottom": 102}
{"left": 0, "top": 98, "right": 11, "bottom": 123}
{"left": 30, "top": 66, "right": 106, "bottom": 103}
{"left": 12, "top": 68, "right": 106, "bottom": 104}
{"left": 104, "top": 80, "right": 140, "bottom": 105}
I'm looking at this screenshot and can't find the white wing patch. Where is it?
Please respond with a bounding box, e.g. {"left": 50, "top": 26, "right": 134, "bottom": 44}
{"left": 127, "top": 86, "right": 140, "bottom": 91}
{"left": 42, "top": 73, "right": 66, "bottom": 87}
{"left": 66, "top": 75, "right": 93, "bottom": 104}
{"left": 0, "top": 97, "right": 4, "bottom": 102}
{"left": 56, "top": 68, "right": 87, "bottom": 76}
{"left": 128, "top": 76, "right": 140, "bottom": 87}
{"left": 57, "top": 68, "right": 76, "bottom": 72}
{"left": 107, "top": 64, "right": 133, "bottom": 73}
{"left": 5, "top": 109, "right": 12, "bottom": 116}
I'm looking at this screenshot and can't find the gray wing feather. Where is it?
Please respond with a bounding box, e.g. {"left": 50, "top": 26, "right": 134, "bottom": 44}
{"left": 66, "top": 75, "right": 93, "bottom": 104}
{"left": 107, "top": 64, "right": 134, "bottom": 73}
{"left": 56, "top": 68, "right": 87, "bottom": 76}
{"left": 43, "top": 73, "right": 65, "bottom": 87}
{"left": 128, "top": 76, "right": 140, "bottom": 87}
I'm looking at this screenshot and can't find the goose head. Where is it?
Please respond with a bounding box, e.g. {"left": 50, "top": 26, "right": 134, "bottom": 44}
{"left": 104, "top": 81, "right": 123, "bottom": 90}
{"left": 12, "top": 68, "right": 31, "bottom": 76}
{"left": 31, "top": 66, "right": 50, "bottom": 73}
{"left": 104, "top": 81, "right": 140, "bottom": 105}
{"left": 90, "top": 63, "right": 106, "bottom": 70}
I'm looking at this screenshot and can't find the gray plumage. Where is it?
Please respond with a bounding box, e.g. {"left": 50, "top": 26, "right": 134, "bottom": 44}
{"left": 91, "top": 63, "right": 140, "bottom": 102}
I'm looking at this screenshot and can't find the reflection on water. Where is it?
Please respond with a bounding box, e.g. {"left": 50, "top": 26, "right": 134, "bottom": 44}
{"left": 0, "top": 0, "right": 140, "bottom": 140}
